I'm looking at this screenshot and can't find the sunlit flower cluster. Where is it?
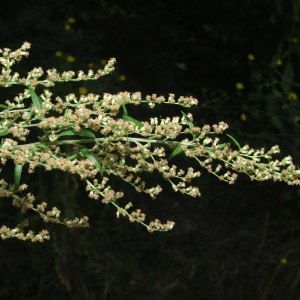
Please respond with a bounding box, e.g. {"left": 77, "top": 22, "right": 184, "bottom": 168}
{"left": 1, "top": 42, "right": 300, "bottom": 242}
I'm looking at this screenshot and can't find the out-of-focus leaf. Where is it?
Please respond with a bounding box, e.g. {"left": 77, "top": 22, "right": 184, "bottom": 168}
{"left": 282, "top": 63, "right": 294, "bottom": 92}
{"left": 35, "top": 142, "right": 50, "bottom": 150}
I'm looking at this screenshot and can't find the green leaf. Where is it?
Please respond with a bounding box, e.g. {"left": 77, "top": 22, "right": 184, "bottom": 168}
{"left": 58, "top": 129, "right": 96, "bottom": 138}
{"left": 218, "top": 143, "right": 227, "bottom": 150}
{"left": 0, "top": 130, "right": 9, "bottom": 137}
{"left": 68, "top": 153, "right": 79, "bottom": 160}
{"left": 58, "top": 130, "right": 76, "bottom": 137}
{"left": 35, "top": 142, "right": 50, "bottom": 150}
{"left": 169, "top": 145, "right": 183, "bottom": 159}
{"left": 80, "top": 148, "right": 103, "bottom": 176}
{"left": 14, "top": 164, "right": 24, "bottom": 189}
{"left": 0, "top": 117, "right": 19, "bottom": 138}
{"left": 122, "top": 104, "right": 128, "bottom": 116}
{"left": 181, "top": 111, "right": 194, "bottom": 128}
{"left": 0, "top": 104, "right": 7, "bottom": 109}
{"left": 123, "top": 115, "right": 143, "bottom": 128}
{"left": 181, "top": 111, "right": 195, "bottom": 139}
{"left": 121, "top": 104, "right": 144, "bottom": 130}
{"left": 226, "top": 134, "right": 241, "bottom": 150}
{"left": 78, "top": 129, "right": 96, "bottom": 138}
{"left": 28, "top": 85, "right": 43, "bottom": 113}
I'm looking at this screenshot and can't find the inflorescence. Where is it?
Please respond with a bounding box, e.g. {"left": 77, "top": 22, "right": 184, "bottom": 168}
{"left": 0, "top": 42, "right": 299, "bottom": 242}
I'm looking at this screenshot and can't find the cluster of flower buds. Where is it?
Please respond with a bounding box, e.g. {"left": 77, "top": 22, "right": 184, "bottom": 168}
{"left": 0, "top": 43, "right": 300, "bottom": 241}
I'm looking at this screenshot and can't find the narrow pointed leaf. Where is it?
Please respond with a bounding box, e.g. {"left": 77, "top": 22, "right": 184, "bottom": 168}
{"left": 28, "top": 85, "right": 43, "bottom": 113}
{"left": 58, "top": 129, "right": 96, "bottom": 138}
{"left": 122, "top": 104, "right": 128, "bottom": 116}
{"left": 123, "top": 115, "right": 143, "bottom": 128}
{"left": 226, "top": 134, "right": 241, "bottom": 150}
{"left": 181, "top": 111, "right": 194, "bottom": 129}
{"left": 80, "top": 148, "right": 103, "bottom": 176}
{"left": 0, "top": 130, "right": 9, "bottom": 137}
{"left": 218, "top": 143, "right": 227, "bottom": 150}
{"left": 181, "top": 111, "right": 195, "bottom": 139}
{"left": 35, "top": 142, "right": 50, "bottom": 150}
{"left": 58, "top": 129, "right": 76, "bottom": 137}
{"left": 169, "top": 145, "right": 183, "bottom": 159}
{"left": 68, "top": 153, "right": 79, "bottom": 161}
{"left": 77, "top": 129, "right": 96, "bottom": 138}
{"left": 14, "top": 164, "right": 24, "bottom": 189}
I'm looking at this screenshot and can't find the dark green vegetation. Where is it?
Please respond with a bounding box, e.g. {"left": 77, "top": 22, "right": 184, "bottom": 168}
{"left": 1, "top": 0, "right": 300, "bottom": 299}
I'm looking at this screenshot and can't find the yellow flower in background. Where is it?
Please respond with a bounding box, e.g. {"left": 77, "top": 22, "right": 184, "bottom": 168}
{"left": 67, "top": 17, "right": 76, "bottom": 24}
{"left": 247, "top": 54, "right": 255, "bottom": 61}
{"left": 291, "top": 37, "right": 299, "bottom": 44}
{"left": 88, "top": 63, "right": 94, "bottom": 68}
{"left": 236, "top": 82, "right": 244, "bottom": 90}
{"left": 55, "top": 51, "right": 63, "bottom": 58}
{"left": 79, "top": 87, "right": 88, "bottom": 95}
{"left": 119, "top": 75, "right": 126, "bottom": 81}
{"left": 280, "top": 257, "right": 288, "bottom": 265}
{"left": 288, "top": 92, "right": 298, "bottom": 101}
{"left": 100, "top": 59, "right": 108, "bottom": 66}
{"left": 275, "top": 59, "right": 282, "bottom": 66}
{"left": 64, "top": 23, "right": 71, "bottom": 31}
{"left": 66, "top": 55, "right": 75, "bottom": 63}
{"left": 240, "top": 113, "right": 247, "bottom": 122}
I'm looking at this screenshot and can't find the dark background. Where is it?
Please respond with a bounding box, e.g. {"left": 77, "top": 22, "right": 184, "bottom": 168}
{"left": 1, "top": 0, "right": 300, "bottom": 299}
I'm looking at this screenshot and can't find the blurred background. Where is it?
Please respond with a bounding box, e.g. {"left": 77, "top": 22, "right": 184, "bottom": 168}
{"left": 1, "top": 0, "right": 300, "bottom": 299}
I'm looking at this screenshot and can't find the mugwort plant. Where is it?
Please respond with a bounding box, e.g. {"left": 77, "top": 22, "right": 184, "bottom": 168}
{"left": 0, "top": 42, "right": 299, "bottom": 242}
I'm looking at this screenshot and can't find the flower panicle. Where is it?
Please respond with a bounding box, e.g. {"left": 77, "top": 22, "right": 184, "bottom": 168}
{"left": 0, "top": 43, "right": 300, "bottom": 241}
